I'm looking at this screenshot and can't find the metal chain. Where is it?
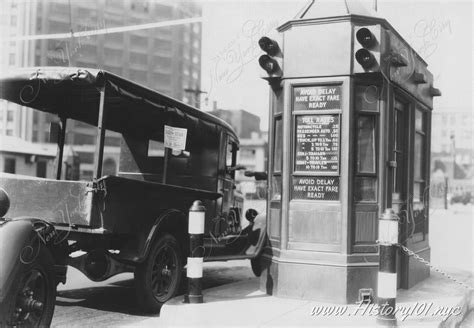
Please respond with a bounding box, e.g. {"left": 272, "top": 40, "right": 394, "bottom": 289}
{"left": 396, "top": 243, "right": 474, "bottom": 290}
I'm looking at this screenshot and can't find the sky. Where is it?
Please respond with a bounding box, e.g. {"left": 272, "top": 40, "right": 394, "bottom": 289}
{"left": 198, "top": 0, "right": 473, "bottom": 130}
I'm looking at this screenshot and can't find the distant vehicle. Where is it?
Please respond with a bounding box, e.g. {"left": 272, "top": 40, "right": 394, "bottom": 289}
{"left": 0, "top": 67, "right": 266, "bottom": 326}
{"left": 450, "top": 191, "right": 472, "bottom": 205}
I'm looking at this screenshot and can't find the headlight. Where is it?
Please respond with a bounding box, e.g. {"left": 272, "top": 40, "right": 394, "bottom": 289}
{"left": 0, "top": 188, "right": 10, "bottom": 217}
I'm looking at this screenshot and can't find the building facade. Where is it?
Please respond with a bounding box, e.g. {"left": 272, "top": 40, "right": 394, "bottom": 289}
{"left": 2, "top": 0, "right": 202, "bottom": 141}
{"left": 430, "top": 111, "right": 473, "bottom": 180}
{"left": 431, "top": 111, "right": 473, "bottom": 157}
{"left": 1, "top": 0, "right": 202, "bottom": 179}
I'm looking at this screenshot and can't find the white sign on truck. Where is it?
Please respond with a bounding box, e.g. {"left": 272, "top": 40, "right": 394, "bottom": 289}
{"left": 164, "top": 125, "right": 187, "bottom": 150}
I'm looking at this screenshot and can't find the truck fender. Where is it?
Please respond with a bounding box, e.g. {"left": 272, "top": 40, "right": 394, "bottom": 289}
{"left": 0, "top": 219, "right": 42, "bottom": 302}
{"left": 243, "top": 211, "right": 267, "bottom": 258}
{"left": 118, "top": 209, "right": 187, "bottom": 263}
{"left": 252, "top": 212, "right": 267, "bottom": 256}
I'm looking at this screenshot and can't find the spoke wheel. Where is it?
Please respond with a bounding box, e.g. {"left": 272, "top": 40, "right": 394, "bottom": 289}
{"left": 135, "top": 234, "right": 183, "bottom": 313}
{"left": 0, "top": 246, "right": 56, "bottom": 327}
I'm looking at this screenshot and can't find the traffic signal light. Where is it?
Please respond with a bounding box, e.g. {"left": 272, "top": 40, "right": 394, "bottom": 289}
{"left": 354, "top": 26, "right": 381, "bottom": 73}
{"left": 258, "top": 36, "right": 283, "bottom": 81}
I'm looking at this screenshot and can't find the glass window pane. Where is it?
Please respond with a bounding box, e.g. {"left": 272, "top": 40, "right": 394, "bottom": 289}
{"left": 357, "top": 116, "right": 376, "bottom": 173}
{"left": 274, "top": 89, "right": 283, "bottom": 114}
{"left": 354, "top": 177, "right": 377, "bottom": 202}
{"left": 226, "top": 142, "right": 233, "bottom": 166}
{"left": 415, "top": 109, "right": 424, "bottom": 131}
{"left": 395, "top": 108, "right": 403, "bottom": 150}
{"left": 413, "top": 182, "right": 421, "bottom": 202}
{"left": 393, "top": 151, "right": 402, "bottom": 194}
{"left": 148, "top": 140, "right": 164, "bottom": 157}
{"left": 273, "top": 117, "right": 283, "bottom": 172}
{"left": 414, "top": 133, "right": 423, "bottom": 180}
{"left": 271, "top": 175, "right": 282, "bottom": 201}
{"left": 355, "top": 85, "right": 379, "bottom": 111}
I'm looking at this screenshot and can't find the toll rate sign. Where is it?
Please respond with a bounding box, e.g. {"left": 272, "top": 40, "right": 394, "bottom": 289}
{"left": 294, "top": 114, "right": 340, "bottom": 174}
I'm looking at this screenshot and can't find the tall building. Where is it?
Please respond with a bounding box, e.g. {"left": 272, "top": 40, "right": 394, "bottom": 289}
{"left": 431, "top": 110, "right": 473, "bottom": 180}
{"left": 1, "top": 0, "right": 202, "bottom": 142}
{"left": 431, "top": 111, "right": 473, "bottom": 156}
{"left": 1, "top": 0, "right": 202, "bottom": 179}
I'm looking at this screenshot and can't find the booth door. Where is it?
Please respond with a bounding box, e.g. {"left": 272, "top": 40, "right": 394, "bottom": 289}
{"left": 388, "top": 99, "right": 409, "bottom": 287}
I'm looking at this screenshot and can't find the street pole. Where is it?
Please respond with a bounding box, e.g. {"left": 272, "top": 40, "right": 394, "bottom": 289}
{"left": 185, "top": 200, "right": 205, "bottom": 304}
{"left": 184, "top": 87, "right": 207, "bottom": 109}
{"left": 377, "top": 209, "right": 398, "bottom": 327}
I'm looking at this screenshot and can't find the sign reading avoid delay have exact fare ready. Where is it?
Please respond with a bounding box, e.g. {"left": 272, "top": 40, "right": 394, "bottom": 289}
{"left": 293, "top": 176, "right": 340, "bottom": 201}
{"left": 293, "top": 85, "right": 342, "bottom": 111}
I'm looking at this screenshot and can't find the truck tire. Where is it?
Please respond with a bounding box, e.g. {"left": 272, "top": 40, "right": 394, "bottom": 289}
{"left": 134, "top": 234, "right": 183, "bottom": 313}
{"left": 0, "top": 245, "right": 56, "bottom": 327}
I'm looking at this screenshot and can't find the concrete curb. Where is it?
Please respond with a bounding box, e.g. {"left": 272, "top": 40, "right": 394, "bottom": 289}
{"left": 152, "top": 273, "right": 474, "bottom": 327}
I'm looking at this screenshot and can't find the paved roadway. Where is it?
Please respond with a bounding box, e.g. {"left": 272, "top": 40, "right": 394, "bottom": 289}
{"left": 52, "top": 260, "right": 255, "bottom": 327}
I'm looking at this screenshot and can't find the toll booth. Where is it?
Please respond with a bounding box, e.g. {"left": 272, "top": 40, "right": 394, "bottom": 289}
{"left": 258, "top": 1, "right": 440, "bottom": 303}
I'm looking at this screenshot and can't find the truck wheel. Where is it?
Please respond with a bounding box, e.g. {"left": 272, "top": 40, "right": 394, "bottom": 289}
{"left": 135, "top": 234, "right": 183, "bottom": 312}
{"left": 0, "top": 246, "right": 56, "bottom": 327}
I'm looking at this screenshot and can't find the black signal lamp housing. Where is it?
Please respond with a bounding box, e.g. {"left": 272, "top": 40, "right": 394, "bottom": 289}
{"left": 355, "top": 48, "right": 376, "bottom": 69}
{"left": 258, "top": 36, "right": 280, "bottom": 57}
{"left": 356, "top": 28, "right": 376, "bottom": 49}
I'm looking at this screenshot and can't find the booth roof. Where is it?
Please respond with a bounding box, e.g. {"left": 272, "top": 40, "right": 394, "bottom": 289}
{"left": 294, "top": 0, "right": 380, "bottom": 20}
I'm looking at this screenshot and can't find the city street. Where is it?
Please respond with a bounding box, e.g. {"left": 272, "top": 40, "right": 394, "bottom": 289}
{"left": 52, "top": 260, "right": 255, "bottom": 327}
{"left": 50, "top": 200, "right": 267, "bottom": 326}
{"left": 0, "top": 1, "right": 472, "bottom": 327}
{"left": 50, "top": 203, "right": 473, "bottom": 327}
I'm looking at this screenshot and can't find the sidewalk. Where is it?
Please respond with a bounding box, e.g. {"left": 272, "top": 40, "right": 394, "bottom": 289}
{"left": 130, "top": 205, "right": 473, "bottom": 327}
{"left": 134, "top": 267, "right": 473, "bottom": 327}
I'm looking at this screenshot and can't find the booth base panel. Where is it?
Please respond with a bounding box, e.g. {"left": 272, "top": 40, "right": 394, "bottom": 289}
{"left": 259, "top": 256, "right": 378, "bottom": 304}
{"left": 402, "top": 247, "right": 431, "bottom": 289}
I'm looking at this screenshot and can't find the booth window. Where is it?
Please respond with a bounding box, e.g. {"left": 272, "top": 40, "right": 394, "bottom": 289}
{"left": 354, "top": 84, "right": 378, "bottom": 202}
{"left": 357, "top": 116, "right": 376, "bottom": 173}
{"left": 273, "top": 116, "right": 283, "bottom": 173}
{"left": 413, "top": 109, "right": 426, "bottom": 202}
{"left": 354, "top": 115, "right": 377, "bottom": 202}
{"left": 272, "top": 116, "right": 283, "bottom": 201}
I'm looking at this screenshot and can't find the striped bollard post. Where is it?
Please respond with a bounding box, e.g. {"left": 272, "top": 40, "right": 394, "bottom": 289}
{"left": 376, "top": 208, "right": 398, "bottom": 327}
{"left": 184, "top": 200, "right": 205, "bottom": 304}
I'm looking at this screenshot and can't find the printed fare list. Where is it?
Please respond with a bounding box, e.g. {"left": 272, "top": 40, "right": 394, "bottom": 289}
{"left": 295, "top": 115, "right": 340, "bottom": 173}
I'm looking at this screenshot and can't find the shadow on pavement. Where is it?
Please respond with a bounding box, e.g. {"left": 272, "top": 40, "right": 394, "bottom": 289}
{"left": 55, "top": 279, "right": 157, "bottom": 316}
{"left": 54, "top": 264, "right": 256, "bottom": 315}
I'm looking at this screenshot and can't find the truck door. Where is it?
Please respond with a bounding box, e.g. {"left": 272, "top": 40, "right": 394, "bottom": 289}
{"left": 222, "top": 138, "right": 236, "bottom": 215}
{"left": 207, "top": 136, "right": 246, "bottom": 256}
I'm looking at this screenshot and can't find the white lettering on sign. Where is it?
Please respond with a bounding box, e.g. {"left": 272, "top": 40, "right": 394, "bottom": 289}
{"left": 292, "top": 177, "right": 340, "bottom": 201}
{"left": 294, "top": 86, "right": 342, "bottom": 111}
{"left": 164, "top": 125, "right": 187, "bottom": 150}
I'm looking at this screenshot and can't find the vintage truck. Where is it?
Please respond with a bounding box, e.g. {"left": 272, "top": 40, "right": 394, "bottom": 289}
{"left": 0, "top": 67, "right": 266, "bottom": 327}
